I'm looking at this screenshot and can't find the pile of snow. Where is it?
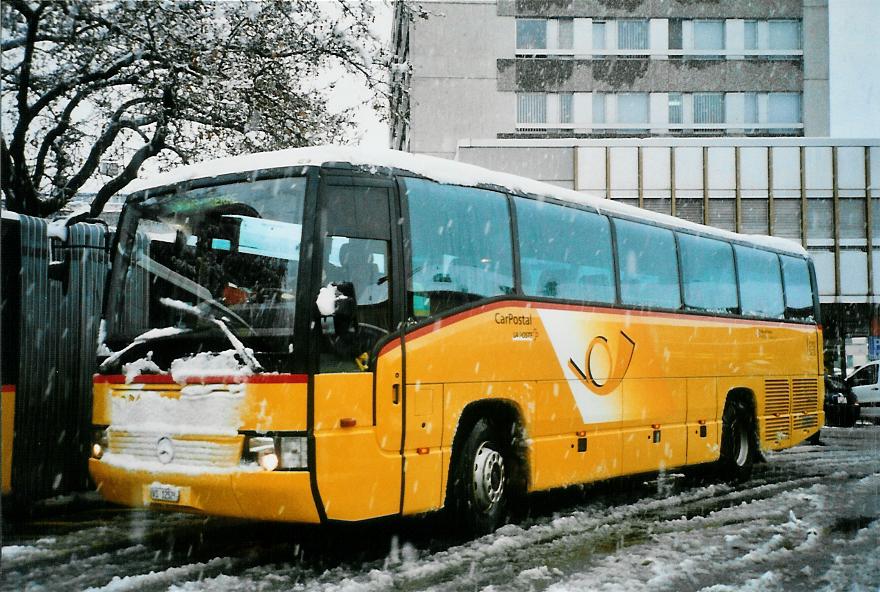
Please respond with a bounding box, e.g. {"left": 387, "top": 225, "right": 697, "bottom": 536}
{"left": 169, "top": 350, "right": 253, "bottom": 384}
{"left": 159, "top": 297, "right": 203, "bottom": 317}
{"left": 100, "top": 327, "right": 189, "bottom": 369}
{"left": 316, "top": 283, "right": 346, "bottom": 316}
{"left": 110, "top": 379, "right": 246, "bottom": 436}
{"left": 46, "top": 206, "right": 89, "bottom": 242}
{"left": 121, "top": 352, "right": 161, "bottom": 384}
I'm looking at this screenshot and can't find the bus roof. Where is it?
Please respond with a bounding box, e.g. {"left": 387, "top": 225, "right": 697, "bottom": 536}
{"left": 127, "top": 145, "right": 807, "bottom": 257}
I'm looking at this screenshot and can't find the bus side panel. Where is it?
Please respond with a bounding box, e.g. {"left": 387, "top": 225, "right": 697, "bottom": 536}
{"left": 686, "top": 378, "right": 721, "bottom": 465}
{"left": 1, "top": 385, "right": 14, "bottom": 495}
{"left": 529, "top": 381, "right": 622, "bottom": 491}
{"left": 621, "top": 378, "right": 688, "bottom": 475}
{"left": 315, "top": 429, "right": 401, "bottom": 520}
{"left": 313, "top": 372, "right": 400, "bottom": 521}
{"left": 528, "top": 430, "right": 623, "bottom": 491}
{"left": 402, "top": 383, "right": 444, "bottom": 515}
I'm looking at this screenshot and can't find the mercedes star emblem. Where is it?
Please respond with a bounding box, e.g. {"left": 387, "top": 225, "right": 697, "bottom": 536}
{"left": 156, "top": 436, "right": 174, "bottom": 464}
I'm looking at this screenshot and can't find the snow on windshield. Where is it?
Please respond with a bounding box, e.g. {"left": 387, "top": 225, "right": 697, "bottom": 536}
{"left": 169, "top": 350, "right": 254, "bottom": 383}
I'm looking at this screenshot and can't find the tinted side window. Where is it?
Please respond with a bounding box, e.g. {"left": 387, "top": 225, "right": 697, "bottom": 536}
{"left": 678, "top": 233, "right": 738, "bottom": 313}
{"left": 516, "top": 198, "right": 615, "bottom": 304}
{"left": 614, "top": 219, "right": 680, "bottom": 309}
{"left": 404, "top": 178, "right": 514, "bottom": 318}
{"left": 780, "top": 255, "right": 814, "bottom": 321}
{"left": 735, "top": 245, "right": 784, "bottom": 319}
{"left": 849, "top": 365, "right": 877, "bottom": 387}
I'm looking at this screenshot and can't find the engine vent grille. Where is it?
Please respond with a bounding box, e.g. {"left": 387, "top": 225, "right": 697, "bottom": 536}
{"left": 764, "top": 379, "right": 791, "bottom": 415}
{"left": 792, "top": 378, "right": 819, "bottom": 414}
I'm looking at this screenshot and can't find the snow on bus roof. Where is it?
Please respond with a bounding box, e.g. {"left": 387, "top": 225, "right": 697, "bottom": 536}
{"left": 128, "top": 145, "right": 806, "bottom": 256}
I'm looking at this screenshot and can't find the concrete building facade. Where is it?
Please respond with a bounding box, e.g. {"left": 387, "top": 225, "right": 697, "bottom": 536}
{"left": 392, "top": 0, "right": 830, "bottom": 159}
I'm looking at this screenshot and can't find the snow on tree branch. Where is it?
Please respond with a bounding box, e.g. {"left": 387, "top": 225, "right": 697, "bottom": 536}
{"left": 1, "top": 0, "right": 397, "bottom": 217}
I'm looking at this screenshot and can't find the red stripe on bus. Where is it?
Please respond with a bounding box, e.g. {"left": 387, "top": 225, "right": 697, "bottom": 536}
{"left": 93, "top": 374, "right": 308, "bottom": 385}
{"left": 378, "top": 299, "right": 817, "bottom": 358}
{"left": 1, "top": 384, "right": 14, "bottom": 393}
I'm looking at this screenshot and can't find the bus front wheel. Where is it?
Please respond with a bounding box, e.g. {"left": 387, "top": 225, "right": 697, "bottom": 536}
{"left": 450, "top": 418, "right": 512, "bottom": 535}
{"left": 719, "top": 397, "right": 756, "bottom": 481}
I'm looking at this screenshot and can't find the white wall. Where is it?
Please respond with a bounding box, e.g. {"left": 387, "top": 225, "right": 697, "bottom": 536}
{"left": 829, "top": 0, "right": 880, "bottom": 137}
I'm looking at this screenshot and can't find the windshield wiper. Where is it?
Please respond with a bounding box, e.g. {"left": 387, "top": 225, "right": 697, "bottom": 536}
{"left": 99, "top": 327, "right": 189, "bottom": 370}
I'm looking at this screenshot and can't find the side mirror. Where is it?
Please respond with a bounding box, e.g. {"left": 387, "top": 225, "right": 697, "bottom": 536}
{"left": 316, "top": 282, "right": 358, "bottom": 336}
{"left": 317, "top": 282, "right": 362, "bottom": 361}
{"left": 332, "top": 281, "right": 357, "bottom": 336}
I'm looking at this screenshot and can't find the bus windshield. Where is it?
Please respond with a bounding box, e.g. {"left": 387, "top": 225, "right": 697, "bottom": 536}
{"left": 103, "top": 176, "right": 307, "bottom": 371}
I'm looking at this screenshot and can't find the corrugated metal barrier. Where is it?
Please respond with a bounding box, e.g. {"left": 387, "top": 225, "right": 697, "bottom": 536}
{"left": 1, "top": 213, "right": 109, "bottom": 505}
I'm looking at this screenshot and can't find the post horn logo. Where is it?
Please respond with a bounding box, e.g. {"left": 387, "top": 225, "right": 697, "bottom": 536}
{"left": 568, "top": 331, "right": 636, "bottom": 395}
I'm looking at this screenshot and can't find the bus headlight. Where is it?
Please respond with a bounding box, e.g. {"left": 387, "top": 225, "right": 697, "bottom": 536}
{"left": 91, "top": 426, "right": 109, "bottom": 459}
{"left": 244, "top": 435, "right": 308, "bottom": 471}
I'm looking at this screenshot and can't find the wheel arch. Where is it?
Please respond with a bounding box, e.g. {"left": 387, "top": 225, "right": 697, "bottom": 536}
{"left": 444, "top": 398, "right": 530, "bottom": 508}
{"left": 724, "top": 387, "right": 764, "bottom": 462}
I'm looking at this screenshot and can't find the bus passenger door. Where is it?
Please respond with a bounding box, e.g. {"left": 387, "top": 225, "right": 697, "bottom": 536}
{"left": 311, "top": 176, "right": 405, "bottom": 521}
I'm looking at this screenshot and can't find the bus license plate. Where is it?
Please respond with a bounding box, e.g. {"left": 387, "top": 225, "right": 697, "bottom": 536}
{"left": 150, "top": 483, "right": 180, "bottom": 503}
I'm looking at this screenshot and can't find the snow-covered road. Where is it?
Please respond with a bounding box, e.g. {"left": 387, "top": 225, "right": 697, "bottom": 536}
{"left": 3, "top": 426, "right": 879, "bottom": 592}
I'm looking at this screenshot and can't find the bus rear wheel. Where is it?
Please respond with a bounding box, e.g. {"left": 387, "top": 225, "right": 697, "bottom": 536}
{"left": 719, "top": 397, "right": 755, "bottom": 481}
{"left": 450, "top": 418, "right": 512, "bottom": 535}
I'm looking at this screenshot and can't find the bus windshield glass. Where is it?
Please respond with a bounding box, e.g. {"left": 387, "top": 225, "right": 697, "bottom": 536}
{"left": 104, "top": 176, "right": 307, "bottom": 369}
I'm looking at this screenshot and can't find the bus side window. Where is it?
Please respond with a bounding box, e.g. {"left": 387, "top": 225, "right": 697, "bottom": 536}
{"left": 515, "top": 197, "right": 615, "bottom": 304}
{"left": 613, "top": 219, "right": 680, "bottom": 310}
{"left": 780, "top": 255, "right": 815, "bottom": 321}
{"left": 319, "top": 183, "right": 393, "bottom": 373}
{"left": 319, "top": 236, "right": 391, "bottom": 373}
{"left": 678, "top": 233, "right": 738, "bottom": 314}
{"left": 734, "top": 245, "right": 785, "bottom": 319}
{"left": 404, "top": 178, "right": 514, "bottom": 319}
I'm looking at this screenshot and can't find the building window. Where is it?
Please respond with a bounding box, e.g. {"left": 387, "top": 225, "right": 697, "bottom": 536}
{"left": 559, "top": 93, "right": 573, "bottom": 124}
{"left": 668, "top": 93, "right": 683, "bottom": 124}
{"left": 558, "top": 18, "right": 574, "bottom": 50}
{"left": 693, "top": 20, "right": 724, "bottom": 58}
{"left": 617, "top": 93, "right": 649, "bottom": 124}
{"left": 668, "top": 19, "right": 683, "bottom": 50}
{"left": 744, "top": 20, "right": 758, "bottom": 50}
{"left": 516, "top": 19, "right": 546, "bottom": 49}
{"left": 693, "top": 93, "right": 725, "bottom": 124}
{"left": 517, "top": 93, "right": 546, "bottom": 123}
{"left": 744, "top": 92, "right": 758, "bottom": 124}
{"left": 593, "top": 21, "right": 606, "bottom": 57}
{"left": 618, "top": 19, "right": 649, "bottom": 50}
{"left": 742, "top": 19, "right": 801, "bottom": 58}
{"left": 769, "top": 20, "right": 801, "bottom": 50}
{"left": 743, "top": 92, "right": 802, "bottom": 130}
{"left": 768, "top": 93, "right": 801, "bottom": 123}
{"left": 593, "top": 93, "right": 606, "bottom": 124}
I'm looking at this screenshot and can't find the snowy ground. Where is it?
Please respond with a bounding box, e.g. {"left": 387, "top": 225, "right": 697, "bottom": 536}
{"left": 2, "top": 426, "right": 879, "bottom": 592}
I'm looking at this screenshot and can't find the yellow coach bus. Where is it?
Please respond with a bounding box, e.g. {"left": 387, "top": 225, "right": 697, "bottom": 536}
{"left": 90, "top": 146, "right": 822, "bottom": 533}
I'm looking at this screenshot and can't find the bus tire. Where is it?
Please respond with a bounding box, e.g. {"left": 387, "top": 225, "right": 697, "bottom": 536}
{"left": 450, "top": 417, "right": 512, "bottom": 535}
{"left": 718, "top": 397, "right": 755, "bottom": 481}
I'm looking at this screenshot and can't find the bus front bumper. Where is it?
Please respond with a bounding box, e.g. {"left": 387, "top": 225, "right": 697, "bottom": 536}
{"left": 89, "top": 458, "right": 321, "bottom": 523}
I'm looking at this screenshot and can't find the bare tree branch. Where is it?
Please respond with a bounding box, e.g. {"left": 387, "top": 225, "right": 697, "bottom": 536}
{"left": 1, "top": 0, "right": 398, "bottom": 217}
